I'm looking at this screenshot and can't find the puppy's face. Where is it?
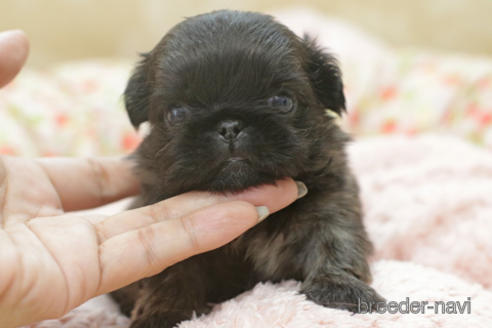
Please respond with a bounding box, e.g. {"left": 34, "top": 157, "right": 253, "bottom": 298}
{"left": 125, "top": 11, "right": 346, "bottom": 196}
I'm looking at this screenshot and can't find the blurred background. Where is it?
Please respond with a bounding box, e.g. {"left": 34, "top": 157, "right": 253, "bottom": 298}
{"left": 1, "top": 0, "right": 492, "bottom": 67}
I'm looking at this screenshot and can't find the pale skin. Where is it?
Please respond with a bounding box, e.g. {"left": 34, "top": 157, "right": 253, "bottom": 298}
{"left": 0, "top": 30, "right": 302, "bottom": 327}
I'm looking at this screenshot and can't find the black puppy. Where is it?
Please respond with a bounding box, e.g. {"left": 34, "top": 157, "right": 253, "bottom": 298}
{"left": 112, "top": 10, "right": 384, "bottom": 328}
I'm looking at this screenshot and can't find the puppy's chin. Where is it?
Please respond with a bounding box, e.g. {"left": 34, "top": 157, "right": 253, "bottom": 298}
{"left": 203, "top": 159, "right": 281, "bottom": 192}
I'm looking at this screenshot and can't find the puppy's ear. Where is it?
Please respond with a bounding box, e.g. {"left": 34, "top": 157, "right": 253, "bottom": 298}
{"left": 302, "top": 35, "right": 346, "bottom": 115}
{"left": 124, "top": 53, "right": 152, "bottom": 128}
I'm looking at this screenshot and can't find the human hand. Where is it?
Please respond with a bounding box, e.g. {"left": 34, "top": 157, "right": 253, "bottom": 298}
{"left": 0, "top": 157, "right": 301, "bottom": 328}
{"left": 0, "top": 30, "right": 304, "bottom": 327}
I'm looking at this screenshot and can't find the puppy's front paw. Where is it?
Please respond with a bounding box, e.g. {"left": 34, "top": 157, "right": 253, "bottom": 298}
{"left": 301, "top": 277, "right": 385, "bottom": 313}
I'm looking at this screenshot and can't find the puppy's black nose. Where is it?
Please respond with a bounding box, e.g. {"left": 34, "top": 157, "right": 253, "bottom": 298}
{"left": 217, "top": 120, "right": 244, "bottom": 141}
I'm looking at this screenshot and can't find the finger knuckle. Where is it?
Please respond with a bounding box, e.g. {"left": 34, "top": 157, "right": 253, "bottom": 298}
{"left": 86, "top": 158, "right": 111, "bottom": 203}
{"left": 149, "top": 200, "right": 171, "bottom": 223}
{"left": 137, "top": 227, "right": 158, "bottom": 268}
{"left": 179, "top": 216, "right": 201, "bottom": 252}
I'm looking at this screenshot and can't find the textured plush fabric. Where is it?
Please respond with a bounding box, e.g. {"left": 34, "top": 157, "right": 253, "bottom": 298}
{"left": 351, "top": 135, "right": 492, "bottom": 290}
{"left": 25, "top": 135, "right": 492, "bottom": 328}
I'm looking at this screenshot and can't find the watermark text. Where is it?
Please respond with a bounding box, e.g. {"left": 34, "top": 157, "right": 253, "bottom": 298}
{"left": 358, "top": 297, "right": 471, "bottom": 314}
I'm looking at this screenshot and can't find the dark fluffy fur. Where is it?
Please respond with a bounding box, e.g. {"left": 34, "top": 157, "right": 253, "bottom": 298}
{"left": 112, "top": 10, "right": 384, "bottom": 328}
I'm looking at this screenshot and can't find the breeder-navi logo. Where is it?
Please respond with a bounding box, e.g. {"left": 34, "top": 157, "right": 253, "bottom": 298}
{"left": 358, "top": 297, "right": 472, "bottom": 314}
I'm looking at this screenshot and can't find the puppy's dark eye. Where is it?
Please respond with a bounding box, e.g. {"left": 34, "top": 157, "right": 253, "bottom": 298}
{"left": 267, "top": 95, "right": 294, "bottom": 114}
{"left": 166, "top": 107, "right": 189, "bottom": 124}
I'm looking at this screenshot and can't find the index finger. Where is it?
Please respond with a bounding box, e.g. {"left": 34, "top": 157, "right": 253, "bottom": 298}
{"left": 97, "top": 200, "right": 261, "bottom": 294}
{"left": 93, "top": 178, "right": 301, "bottom": 242}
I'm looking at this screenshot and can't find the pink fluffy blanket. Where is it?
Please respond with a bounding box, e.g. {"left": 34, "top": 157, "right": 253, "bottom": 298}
{"left": 26, "top": 135, "right": 492, "bottom": 328}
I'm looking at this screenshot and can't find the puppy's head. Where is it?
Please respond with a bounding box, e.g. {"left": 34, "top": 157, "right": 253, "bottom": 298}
{"left": 126, "top": 10, "right": 348, "bottom": 196}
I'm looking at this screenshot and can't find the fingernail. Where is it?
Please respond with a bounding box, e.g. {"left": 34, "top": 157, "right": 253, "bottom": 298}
{"left": 295, "top": 181, "right": 308, "bottom": 199}
{"left": 256, "top": 206, "right": 270, "bottom": 222}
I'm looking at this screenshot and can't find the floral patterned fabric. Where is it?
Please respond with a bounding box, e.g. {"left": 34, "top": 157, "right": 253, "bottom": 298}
{"left": 341, "top": 51, "right": 492, "bottom": 147}
{"left": 274, "top": 9, "right": 492, "bottom": 149}
{"left": 1, "top": 12, "right": 491, "bottom": 157}
{"left": 0, "top": 61, "right": 140, "bottom": 157}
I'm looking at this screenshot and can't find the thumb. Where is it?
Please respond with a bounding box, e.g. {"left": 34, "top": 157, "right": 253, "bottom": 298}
{"left": 0, "top": 30, "right": 29, "bottom": 88}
